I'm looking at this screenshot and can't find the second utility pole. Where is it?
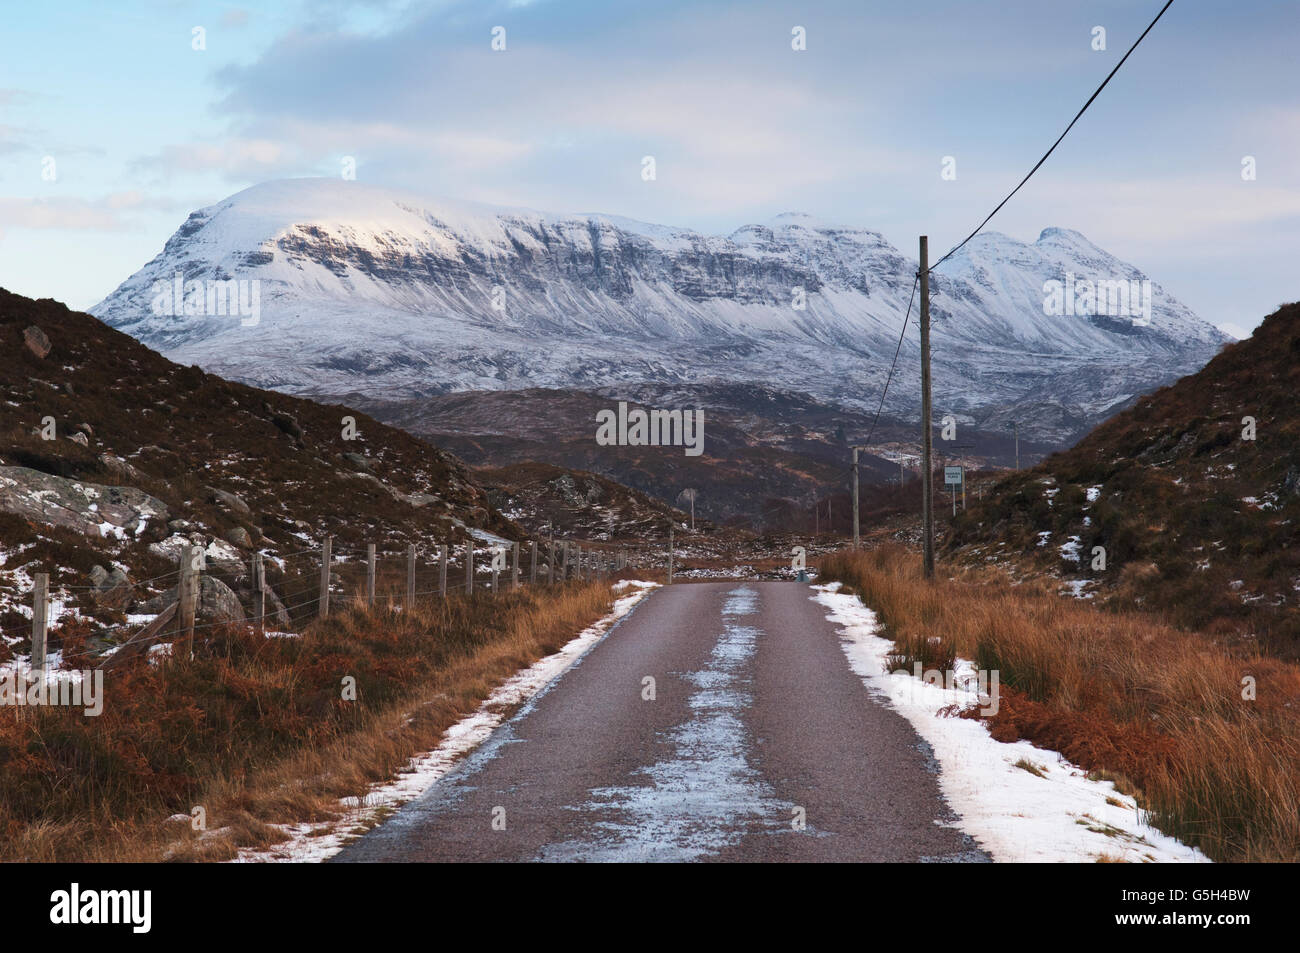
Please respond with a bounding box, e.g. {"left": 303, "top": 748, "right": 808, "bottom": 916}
{"left": 851, "top": 446, "right": 859, "bottom": 550}
{"left": 920, "top": 236, "right": 934, "bottom": 579}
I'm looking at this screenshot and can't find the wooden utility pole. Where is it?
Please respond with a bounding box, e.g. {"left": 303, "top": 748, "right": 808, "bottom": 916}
{"left": 31, "top": 572, "right": 48, "bottom": 677}
{"left": 252, "top": 553, "right": 266, "bottom": 635}
{"left": 851, "top": 446, "right": 860, "bottom": 550}
{"left": 920, "top": 236, "right": 935, "bottom": 579}
{"left": 319, "top": 537, "right": 332, "bottom": 618}
{"left": 366, "top": 544, "right": 376, "bottom": 606}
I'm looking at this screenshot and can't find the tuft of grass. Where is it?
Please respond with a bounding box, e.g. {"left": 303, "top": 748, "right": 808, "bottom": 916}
{"left": 1014, "top": 758, "right": 1047, "bottom": 778}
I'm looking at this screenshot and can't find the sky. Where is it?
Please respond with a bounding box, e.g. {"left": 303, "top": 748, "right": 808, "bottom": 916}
{"left": 1, "top": 0, "right": 1296, "bottom": 338}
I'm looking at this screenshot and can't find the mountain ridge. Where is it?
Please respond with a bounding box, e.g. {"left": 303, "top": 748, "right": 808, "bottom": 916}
{"left": 92, "top": 178, "right": 1228, "bottom": 445}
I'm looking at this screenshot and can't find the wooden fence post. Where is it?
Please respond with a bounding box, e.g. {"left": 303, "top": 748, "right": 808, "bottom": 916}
{"left": 511, "top": 541, "right": 520, "bottom": 590}
{"left": 465, "top": 536, "right": 474, "bottom": 595}
{"left": 668, "top": 526, "right": 674, "bottom": 584}
{"left": 366, "top": 543, "right": 376, "bottom": 606}
{"left": 319, "top": 537, "right": 332, "bottom": 619}
{"left": 546, "top": 544, "right": 554, "bottom": 586}
{"left": 31, "top": 572, "right": 48, "bottom": 678}
{"left": 178, "top": 545, "right": 199, "bottom": 656}
{"left": 252, "top": 553, "right": 265, "bottom": 636}
{"left": 439, "top": 544, "right": 448, "bottom": 598}
{"left": 530, "top": 541, "right": 537, "bottom": 585}
{"left": 407, "top": 543, "right": 416, "bottom": 607}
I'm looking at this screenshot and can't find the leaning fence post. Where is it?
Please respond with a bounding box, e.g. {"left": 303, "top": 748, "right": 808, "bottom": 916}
{"left": 366, "top": 543, "right": 376, "bottom": 606}
{"left": 178, "top": 544, "right": 200, "bottom": 655}
{"left": 252, "top": 552, "right": 265, "bottom": 636}
{"left": 407, "top": 543, "right": 416, "bottom": 607}
{"left": 31, "top": 572, "right": 49, "bottom": 678}
{"left": 319, "top": 537, "right": 332, "bottom": 619}
{"left": 465, "top": 536, "right": 474, "bottom": 595}
{"left": 438, "top": 544, "right": 448, "bottom": 598}
{"left": 530, "top": 541, "right": 538, "bottom": 585}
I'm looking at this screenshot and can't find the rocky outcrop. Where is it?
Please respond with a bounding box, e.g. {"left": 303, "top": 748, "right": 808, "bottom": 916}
{"left": 99, "top": 453, "right": 146, "bottom": 483}
{"left": 205, "top": 486, "right": 250, "bottom": 515}
{"left": 89, "top": 565, "right": 134, "bottom": 608}
{"left": 0, "top": 465, "right": 168, "bottom": 538}
{"left": 131, "top": 575, "right": 246, "bottom": 625}
{"left": 23, "top": 325, "right": 51, "bottom": 358}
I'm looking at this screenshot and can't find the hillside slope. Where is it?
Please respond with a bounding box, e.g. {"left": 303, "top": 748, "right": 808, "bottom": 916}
{"left": 0, "top": 288, "right": 514, "bottom": 650}
{"left": 947, "top": 301, "right": 1300, "bottom": 657}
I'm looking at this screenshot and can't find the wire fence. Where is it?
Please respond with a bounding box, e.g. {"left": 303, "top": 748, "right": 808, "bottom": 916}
{"left": 2, "top": 529, "right": 669, "bottom": 675}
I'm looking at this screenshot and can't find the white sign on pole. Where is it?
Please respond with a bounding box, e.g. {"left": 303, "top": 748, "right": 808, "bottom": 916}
{"left": 944, "top": 465, "right": 963, "bottom": 485}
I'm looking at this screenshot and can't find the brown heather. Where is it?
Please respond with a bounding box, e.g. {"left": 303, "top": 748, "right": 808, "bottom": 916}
{"left": 821, "top": 545, "right": 1300, "bottom": 862}
{"left": 0, "top": 578, "right": 620, "bottom": 862}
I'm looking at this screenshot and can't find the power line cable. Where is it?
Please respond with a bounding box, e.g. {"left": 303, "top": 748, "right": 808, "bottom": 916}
{"left": 930, "top": 0, "right": 1175, "bottom": 272}
{"left": 862, "top": 275, "right": 920, "bottom": 448}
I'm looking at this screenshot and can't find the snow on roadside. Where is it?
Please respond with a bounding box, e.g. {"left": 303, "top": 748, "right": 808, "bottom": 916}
{"left": 233, "top": 580, "right": 660, "bottom": 863}
{"left": 811, "top": 583, "right": 1209, "bottom": 864}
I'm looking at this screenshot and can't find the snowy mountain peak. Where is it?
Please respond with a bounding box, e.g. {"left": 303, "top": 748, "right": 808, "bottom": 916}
{"left": 92, "top": 179, "right": 1227, "bottom": 444}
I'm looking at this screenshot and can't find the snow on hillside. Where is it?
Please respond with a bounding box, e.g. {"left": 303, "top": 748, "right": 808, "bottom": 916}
{"left": 92, "top": 178, "right": 1227, "bottom": 443}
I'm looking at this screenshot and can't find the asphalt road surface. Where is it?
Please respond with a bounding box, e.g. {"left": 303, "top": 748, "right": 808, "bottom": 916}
{"left": 335, "top": 580, "right": 988, "bottom": 863}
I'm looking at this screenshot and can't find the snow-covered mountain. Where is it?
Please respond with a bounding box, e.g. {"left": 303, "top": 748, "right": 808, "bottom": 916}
{"left": 92, "top": 178, "right": 1226, "bottom": 443}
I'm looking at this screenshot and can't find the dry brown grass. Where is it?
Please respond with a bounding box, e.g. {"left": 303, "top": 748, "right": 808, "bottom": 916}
{"left": 0, "top": 578, "right": 618, "bottom": 862}
{"left": 820, "top": 545, "right": 1300, "bottom": 862}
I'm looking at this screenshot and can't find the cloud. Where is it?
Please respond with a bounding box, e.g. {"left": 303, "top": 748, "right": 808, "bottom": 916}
{"left": 0, "top": 192, "right": 179, "bottom": 231}
{"left": 130, "top": 138, "right": 293, "bottom": 182}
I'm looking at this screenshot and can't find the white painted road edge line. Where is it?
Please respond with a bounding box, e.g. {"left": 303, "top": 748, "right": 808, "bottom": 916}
{"left": 230, "top": 580, "right": 661, "bottom": 863}
{"left": 811, "top": 582, "right": 1210, "bottom": 864}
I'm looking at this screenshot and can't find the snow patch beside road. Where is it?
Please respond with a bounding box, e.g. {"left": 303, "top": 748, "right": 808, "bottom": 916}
{"left": 811, "top": 583, "right": 1209, "bottom": 864}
